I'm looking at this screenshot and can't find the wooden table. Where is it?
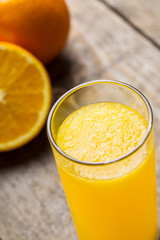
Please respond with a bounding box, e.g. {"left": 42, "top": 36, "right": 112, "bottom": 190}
{"left": 0, "top": 0, "right": 160, "bottom": 239}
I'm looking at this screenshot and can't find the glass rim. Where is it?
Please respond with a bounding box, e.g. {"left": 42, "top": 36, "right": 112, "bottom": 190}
{"left": 47, "top": 80, "right": 153, "bottom": 166}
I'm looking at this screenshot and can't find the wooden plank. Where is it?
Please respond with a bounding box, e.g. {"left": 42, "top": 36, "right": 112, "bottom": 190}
{"left": 0, "top": 130, "right": 77, "bottom": 240}
{"left": 0, "top": 0, "right": 160, "bottom": 239}
{"left": 100, "top": 0, "right": 160, "bottom": 46}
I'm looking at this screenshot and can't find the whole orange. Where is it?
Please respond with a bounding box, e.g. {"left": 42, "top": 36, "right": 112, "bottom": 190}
{"left": 0, "top": 0, "right": 70, "bottom": 64}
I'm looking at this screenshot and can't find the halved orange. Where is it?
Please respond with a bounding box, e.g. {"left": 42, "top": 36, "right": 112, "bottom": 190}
{"left": 0, "top": 42, "right": 52, "bottom": 151}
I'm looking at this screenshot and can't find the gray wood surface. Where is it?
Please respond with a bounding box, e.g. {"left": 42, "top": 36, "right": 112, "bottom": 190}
{"left": 0, "top": 0, "right": 160, "bottom": 239}
{"left": 102, "top": 0, "right": 160, "bottom": 45}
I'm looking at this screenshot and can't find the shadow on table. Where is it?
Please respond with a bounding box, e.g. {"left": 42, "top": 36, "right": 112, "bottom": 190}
{"left": 47, "top": 50, "right": 76, "bottom": 94}
{"left": 0, "top": 51, "right": 75, "bottom": 170}
{"left": 0, "top": 127, "right": 49, "bottom": 170}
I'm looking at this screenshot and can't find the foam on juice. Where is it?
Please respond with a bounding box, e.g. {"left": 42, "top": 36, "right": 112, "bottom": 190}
{"left": 57, "top": 102, "right": 147, "bottom": 163}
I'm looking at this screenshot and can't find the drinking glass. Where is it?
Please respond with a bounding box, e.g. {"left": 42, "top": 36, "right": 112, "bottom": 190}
{"left": 47, "top": 80, "right": 158, "bottom": 240}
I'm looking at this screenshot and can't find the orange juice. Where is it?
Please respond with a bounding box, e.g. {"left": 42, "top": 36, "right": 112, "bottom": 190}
{"left": 54, "top": 102, "right": 158, "bottom": 240}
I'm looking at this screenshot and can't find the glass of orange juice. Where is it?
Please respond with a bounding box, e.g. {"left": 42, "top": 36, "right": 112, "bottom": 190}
{"left": 47, "top": 80, "right": 158, "bottom": 240}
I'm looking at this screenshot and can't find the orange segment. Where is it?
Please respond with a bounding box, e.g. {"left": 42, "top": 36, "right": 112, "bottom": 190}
{"left": 0, "top": 42, "right": 52, "bottom": 151}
